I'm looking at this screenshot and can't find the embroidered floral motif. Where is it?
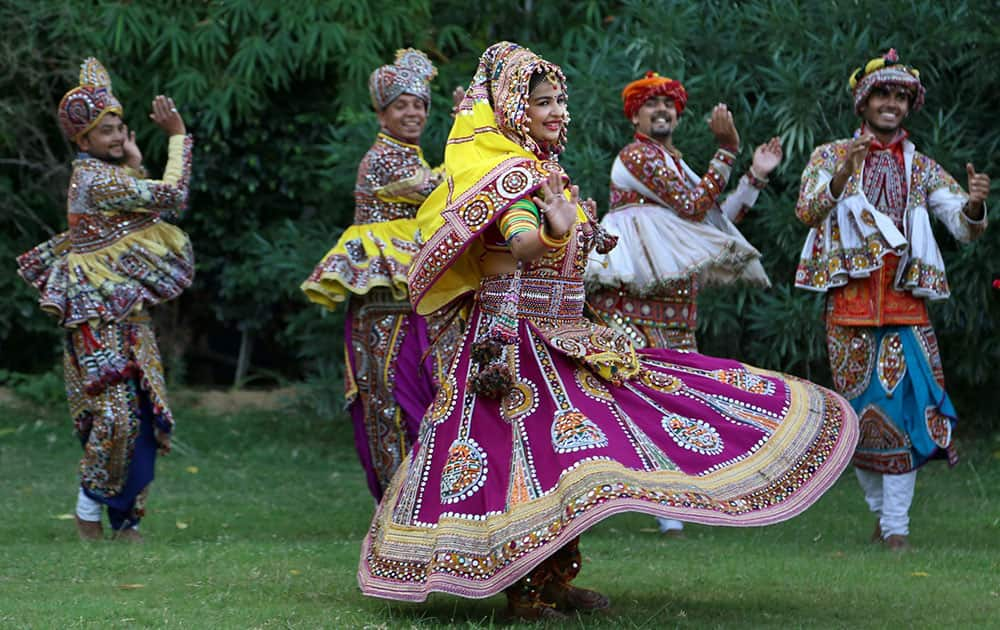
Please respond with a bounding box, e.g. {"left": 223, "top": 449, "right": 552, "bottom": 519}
{"left": 662, "top": 413, "right": 724, "bottom": 455}
{"left": 877, "top": 332, "right": 906, "bottom": 396}
{"left": 574, "top": 369, "right": 614, "bottom": 402}
{"left": 853, "top": 404, "right": 913, "bottom": 473}
{"left": 826, "top": 323, "right": 875, "bottom": 400}
{"left": 589, "top": 288, "right": 698, "bottom": 351}
{"left": 501, "top": 381, "right": 538, "bottom": 422}
{"left": 356, "top": 133, "right": 439, "bottom": 223}
{"left": 913, "top": 325, "right": 945, "bottom": 388}
{"left": 796, "top": 140, "right": 964, "bottom": 300}
{"left": 427, "top": 374, "right": 458, "bottom": 426}
{"left": 708, "top": 368, "right": 776, "bottom": 396}
{"left": 65, "top": 318, "right": 173, "bottom": 498}
{"left": 345, "top": 238, "right": 367, "bottom": 263}
{"left": 613, "top": 136, "right": 731, "bottom": 221}
{"left": 551, "top": 409, "right": 608, "bottom": 453}
{"left": 407, "top": 158, "right": 557, "bottom": 303}
{"left": 497, "top": 167, "right": 533, "bottom": 199}
{"left": 637, "top": 369, "right": 683, "bottom": 394}
{"left": 925, "top": 406, "right": 952, "bottom": 449}
{"left": 441, "top": 438, "right": 488, "bottom": 503}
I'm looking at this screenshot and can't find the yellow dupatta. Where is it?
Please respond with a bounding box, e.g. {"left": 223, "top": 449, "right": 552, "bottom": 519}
{"left": 408, "top": 42, "right": 585, "bottom": 315}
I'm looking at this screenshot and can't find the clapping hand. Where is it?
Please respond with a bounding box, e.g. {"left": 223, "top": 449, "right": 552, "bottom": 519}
{"left": 841, "top": 134, "right": 873, "bottom": 177}
{"left": 708, "top": 103, "right": 740, "bottom": 150}
{"left": 829, "top": 134, "right": 873, "bottom": 197}
{"left": 122, "top": 126, "right": 142, "bottom": 169}
{"left": 751, "top": 136, "right": 783, "bottom": 178}
{"left": 452, "top": 85, "right": 466, "bottom": 111}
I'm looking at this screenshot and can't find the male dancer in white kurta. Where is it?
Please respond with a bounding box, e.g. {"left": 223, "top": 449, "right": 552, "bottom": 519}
{"left": 586, "top": 71, "right": 782, "bottom": 535}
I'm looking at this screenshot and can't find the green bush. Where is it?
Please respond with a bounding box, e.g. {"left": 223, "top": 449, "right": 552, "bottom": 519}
{"left": 0, "top": 368, "right": 65, "bottom": 408}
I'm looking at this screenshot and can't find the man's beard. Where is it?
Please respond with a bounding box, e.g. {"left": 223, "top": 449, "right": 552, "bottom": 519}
{"left": 91, "top": 151, "right": 126, "bottom": 165}
{"left": 650, "top": 126, "right": 672, "bottom": 140}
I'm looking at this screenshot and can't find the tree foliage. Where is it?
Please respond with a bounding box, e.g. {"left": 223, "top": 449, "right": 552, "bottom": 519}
{"left": 1, "top": 0, "right": 997, "bottom": 429}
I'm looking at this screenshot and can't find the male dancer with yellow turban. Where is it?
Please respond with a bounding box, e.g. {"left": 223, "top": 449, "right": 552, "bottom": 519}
{"left": 586, "top": 71, "right": 783, "bottom": 535}
{"left": 303, "top": 49, "right": 462, "bottom": 501}
{"left": 795, "top": 49, "right": 990, "bottom": 550}
{"left": 17, "top": 58, "right": 194, "bottom": 541}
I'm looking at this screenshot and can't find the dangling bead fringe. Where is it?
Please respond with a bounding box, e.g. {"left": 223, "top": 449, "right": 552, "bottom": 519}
{"left": 78, "top": 323, "right": 134, "bottom": 395}
{"left": 488, "top": 263, "right": 521, "bottom": 345}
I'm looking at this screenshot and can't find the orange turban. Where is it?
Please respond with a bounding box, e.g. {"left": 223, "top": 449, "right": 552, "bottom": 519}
{"left": 622, "top": 71, "right": 687, "bottom": 120}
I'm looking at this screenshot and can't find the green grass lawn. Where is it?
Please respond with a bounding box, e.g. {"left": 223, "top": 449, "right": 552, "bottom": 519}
{"left": 1, "top": 389, "right": 998, "bottom": 629}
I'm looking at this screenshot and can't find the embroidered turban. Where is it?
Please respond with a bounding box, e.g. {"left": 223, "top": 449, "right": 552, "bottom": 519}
{"left": 849, "top": 48, "right": 925, "bottom": 114}
{"left": 622, "top": 71, "right": 687, "bottom": 120}
{"left": 368, "top": 48, "right": 437, "bottom": 111}
{"left": 58, "top": 58, "right": 124, "bottom": 142}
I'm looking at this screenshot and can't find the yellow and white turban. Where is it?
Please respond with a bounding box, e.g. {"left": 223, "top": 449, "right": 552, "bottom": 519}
{"left": 849, "top": 48, "right": 925, "bottom": 114}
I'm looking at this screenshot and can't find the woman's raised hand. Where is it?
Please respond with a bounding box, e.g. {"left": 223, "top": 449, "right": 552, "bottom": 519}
{"left": 533, "top": 172, "right": 578, "bottom": 238}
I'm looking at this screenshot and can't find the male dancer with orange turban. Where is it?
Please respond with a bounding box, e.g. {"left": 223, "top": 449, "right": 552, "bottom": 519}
{"left": 586, "top": 71, "right": 783, "bottom": 536}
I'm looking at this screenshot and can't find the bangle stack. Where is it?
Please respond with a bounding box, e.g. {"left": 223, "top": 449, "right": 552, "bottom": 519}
{"left": 538, "top": 223, "right": 572, "bottom": 249}
{"left": 747, "top": 167, "right": 769, "bottom": 190}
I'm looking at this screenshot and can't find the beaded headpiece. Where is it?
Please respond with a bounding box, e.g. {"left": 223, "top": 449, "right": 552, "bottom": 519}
{"left": 465, "top": 41, "right": 568, "bottom": 156}
{"left": 57, "top": 58, "right": 124, "bottom": 142}
{"left": 368, "top": 48, "right": 437, "bottom": 111}
{"left": 622, "top": 71, "right": 688, "bottom": 120}
{"left": 849, "top": 48, "right": 925, "bottom": 114}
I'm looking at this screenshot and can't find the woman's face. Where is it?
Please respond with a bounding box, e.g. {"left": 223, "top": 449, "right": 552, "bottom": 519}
{"left": 525, "top": 80, "right": 567, "bottom": 146}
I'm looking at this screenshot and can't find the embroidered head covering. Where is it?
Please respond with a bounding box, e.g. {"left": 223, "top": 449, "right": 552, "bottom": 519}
{"left": 368, "top": 48, "right": 437, "bottom": 111}
{"left": 622, "top": 71, "right": 688, "bottom": 120}
{"left": 849, "top": 48, "right": 925, "bottom": 114}
{"left": 406, "top": 41, "right": 578, "bottom": 314}
{"left": 471, "top": 41, "right": 569, "bottom": 156}
{"left": 58, "top": 58, "right": 124, "bottom": 142}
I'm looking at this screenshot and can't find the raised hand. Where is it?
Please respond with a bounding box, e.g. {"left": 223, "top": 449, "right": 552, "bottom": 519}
{"left": 452, "top": 85, "right": 466, "bottom": 109}
{"left": 965, "top": 163, "right": 990, "bottom": 220}
{"left": 708, "top": 103, "right": 740, "bottom": 150}
{"left": 843, "top": 134, "right": 873, "bottom": 176}
{"left": 751, "top": 136, "right": 783, "bottom": 178}
{"left": 122, "top": 125, "right": 142, "bottom": 169}
{"left": 533, "top": 172, "right": 579, "bottom": 238}
{"left": 966, "top": 163, "right": 991, "bottom": 204}
{"left": 830, "top": 134, "right": 873, "bottom": 198}
{"left": 149, "top": 95, "right": 186, "bottom": 136}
